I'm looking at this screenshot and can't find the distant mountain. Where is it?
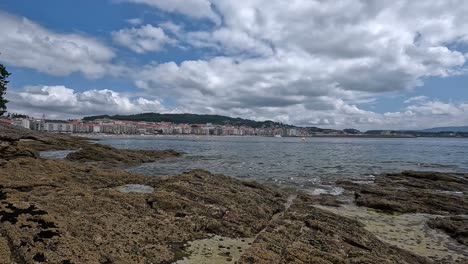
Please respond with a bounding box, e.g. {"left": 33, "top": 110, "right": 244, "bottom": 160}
{"left": 419, "top": 126, "right": 468, "bottom": 133}
{"left": 83, "top": 113, "right": 295, "bottom": 129}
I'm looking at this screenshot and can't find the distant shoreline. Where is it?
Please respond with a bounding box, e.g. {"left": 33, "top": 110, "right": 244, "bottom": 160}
{"left": 72, "top": 133, "right": 422, "bottom": 139}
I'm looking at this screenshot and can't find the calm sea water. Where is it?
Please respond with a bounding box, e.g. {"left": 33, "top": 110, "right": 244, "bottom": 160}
{"left": 96, "top": 136, "right": 468, "bottom": 194}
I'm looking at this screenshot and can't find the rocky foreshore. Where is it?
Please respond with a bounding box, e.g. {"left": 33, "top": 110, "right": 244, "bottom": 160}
{"left": 337, "top": 170, "right": 468, "bottom": 262}
{"left": 1, "top": 123, "right": 467, "bottom": 263}
{"left": 338, "top": 170, "right": 468, "bottom": 215}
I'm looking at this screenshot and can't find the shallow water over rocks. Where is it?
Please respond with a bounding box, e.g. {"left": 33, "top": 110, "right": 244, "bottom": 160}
{"left": 316, "top": 204, "right": 468, "bottom": 263}
{"left": 39, "top": 150, "right": 75, "bottom": 159}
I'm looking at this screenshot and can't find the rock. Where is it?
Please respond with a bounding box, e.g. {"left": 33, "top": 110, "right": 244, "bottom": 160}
{"left": 66, "top": 143, "right": 181, "bottom": 166}
{"left": 1, "top": 123, "right": 182, "bottom": 167}
{"left": 428, "top": 216, "right": 468, "bottom": 246}
{"left": 339, "top": 171, "right": 468, "bottom": 215}
{"left": 0, "top": 158, "right": 286, "bottom": 263}
{"left": 1, "top": 122, "right": 89, "bottom": 151}
{"left": 0, "top": 236, "right": 11, "bottom": 263}
{"left": 308, "top": 194, "right": 344, "bottom": 207}
{"left": 94, "top": 235, "right": 103, "bottom": 246}
{"left": 0, "top": 142, "right": 39, "bottom": 160}
{"left": 238, "top": 194, "right": 430, "bottom": 264}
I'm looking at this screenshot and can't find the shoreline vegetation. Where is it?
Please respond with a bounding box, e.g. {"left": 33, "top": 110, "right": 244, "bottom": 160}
{"left": 1, "top": 123, "right": 467, "bottom": 263}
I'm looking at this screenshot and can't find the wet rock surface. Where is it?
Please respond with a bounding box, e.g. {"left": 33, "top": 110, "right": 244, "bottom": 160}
{"left": 1, "top": 123, "right": 182, "bottom": 166}
{"left": 66, "top": 143, "right": 181, "bottom": 166}
{"left": 339, "top": 170, "right": 468, "bottom": 255}
{"left": 307, "top": 193, "right": 345, "bottom": 207}
{"left": 1, "top": 123, "right": 89, "bottom": 151}
{"left": 428, "top": 216, "right": 468, "bottom": 247}
{"left": 238, "top": 194, "right": 431, "bottom": 264}
{"left": 0, "top": 156, "right": 286, "bottom": 263}
{"left": 0, "top": 141, "right": 39, "bottom": 160}
{"left": 338, "top": 170, "right": 468, "bottom": 215}
{"left": 316, "top": 204, "right": 468, "bottom": 263}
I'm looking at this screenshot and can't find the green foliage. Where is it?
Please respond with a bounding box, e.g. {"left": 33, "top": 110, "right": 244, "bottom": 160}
{"left": 0, "top": 62, "right": 10, "bottom": 116}
{"left": 83, "top": 113, "right": 294, "bottom": 128}
{"left": 6, "top": 113, "right": 29, "bottom": 119}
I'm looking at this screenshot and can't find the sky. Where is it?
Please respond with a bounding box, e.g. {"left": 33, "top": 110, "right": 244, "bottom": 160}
{"left": 0, "top": 0, "right": 467, "bottom": 130}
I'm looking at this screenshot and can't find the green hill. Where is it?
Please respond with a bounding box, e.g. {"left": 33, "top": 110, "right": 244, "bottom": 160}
{"left": 419, "top": 126, "right": 468, "bottom": 133}
{"left": 83, "top": 113, "right": 293, "bottom": 128}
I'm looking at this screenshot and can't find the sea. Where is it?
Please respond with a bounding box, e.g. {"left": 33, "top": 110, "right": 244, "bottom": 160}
{"left": 91, "top": 135, "right": 468, "bottom": 195}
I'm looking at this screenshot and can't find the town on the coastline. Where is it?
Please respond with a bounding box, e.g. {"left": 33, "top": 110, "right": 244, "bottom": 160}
{"left": 2, "top": 115, "right": 467, "bottom": 138}
{"left": 0, "top": 116, "right": 311, "bottom": 136}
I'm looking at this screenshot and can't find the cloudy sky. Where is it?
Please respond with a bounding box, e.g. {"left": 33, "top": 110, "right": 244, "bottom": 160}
{"left": 1, "top": 0, "right": 468, "bottom": 130}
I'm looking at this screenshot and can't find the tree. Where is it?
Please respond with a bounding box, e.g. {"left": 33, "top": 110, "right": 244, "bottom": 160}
{"left": 0, "top": 62, "right": 10, "bottom": 116}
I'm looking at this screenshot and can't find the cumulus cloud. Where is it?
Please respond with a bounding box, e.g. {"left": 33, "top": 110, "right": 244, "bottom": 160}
{"left": 6, "top": 86, "right": 166, "bottom": 119}
{"left": 126, "top": 18, "right": 143, "bottom": 25}
{"left": 4, "top": 1, "right": 468, "bottom": 129}
{"left": 124, "top": 0, "right": 220, "bottom": 23}
{"left": 0, "top": 12, "right": 120, "bottom": 78}
{"left": 404, "top": 96, "right": 429, "bottom": 104}
{"left": 6, "top": 85, "right": 468, "bottom": 130}
{"left": 112, "top": 24, "right": 176, "bottom": 53}
{"left": 124, "top": 0, "right": 468, "bottom": 129}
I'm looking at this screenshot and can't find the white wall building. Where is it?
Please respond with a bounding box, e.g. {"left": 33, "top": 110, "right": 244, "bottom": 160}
{"left": 12, "top": 118, "right": 31, "bottom": 129}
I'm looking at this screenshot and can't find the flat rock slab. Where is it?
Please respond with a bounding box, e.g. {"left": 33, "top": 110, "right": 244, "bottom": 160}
{"left": 117, "top": 184, "right": 154, "bottom": 194}
{"left": 238, "top": 194, "right": 431, "bottom": 264}
{"left": 316, "top": 204, "right": 468, "bottom": 263}
{"left": 338, "top": 170, "right": 468, "bottom": 215}
{"left": 66, "top": 143, "right": 182, "bottom": 166}
{"left": 428, "top": 216, "right": 468, "bottom": 247}
{"left": 0, "top": 158, "right": 285, "bottom": 263}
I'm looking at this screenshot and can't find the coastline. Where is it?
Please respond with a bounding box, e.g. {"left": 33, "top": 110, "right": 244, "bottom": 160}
{"left": 75, "top": 133, "right": 418, "bottom": 139}
{"left": 1, "top": 123, "right": 467, "bottom": 263}
{"left": 75, "top": 132, "right": 468, "bottom": 139}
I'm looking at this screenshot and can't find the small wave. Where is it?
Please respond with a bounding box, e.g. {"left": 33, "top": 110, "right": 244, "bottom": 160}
{"left": 435, "top": 190, "right": 464, "bottom": 196}
{"left": 310, "top": 186, "right": 344, "bottom": 196}
{"left": 40, "top": 150, "right": 75, "bottom": 159}
{"left": 416, "top": 163, "right": 458, "bottom": 168}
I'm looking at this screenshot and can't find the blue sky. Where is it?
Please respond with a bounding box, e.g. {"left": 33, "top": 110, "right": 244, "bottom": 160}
{"left": 1, "top": 0, "right": 467, "bottom": 130}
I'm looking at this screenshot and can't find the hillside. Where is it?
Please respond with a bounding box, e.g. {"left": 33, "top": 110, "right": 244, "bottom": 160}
{"left": 83, "top": 113, "right": 294, "bottom": 128}
{"left": 419, "top": 126, "right": 468, "bottom": 133}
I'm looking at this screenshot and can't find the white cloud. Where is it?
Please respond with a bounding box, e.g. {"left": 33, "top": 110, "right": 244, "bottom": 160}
{"left": 6, "top": 86, "right": 165, "bottom": 119}
{"left": 404, "top": 96, "right": 429, "bottom": 104}
{"left": 159, "top": 22, "right": 184, "bottom": 38}
{"left": 126, "top": 18, "right": 143, "bottom": 25}
{"left": 0, "top": 12, "right": 119, "bottom": 78}
{"left": 112, "top": 24, "right": 176, "bottom": 53}
{"left": 6, "top": 85, "right": 468, "bottom": 130}
{"left": 406, "top": 100, "right": 463, "bottom": 116}
{"left": 5, "top": 1, "right": 468, "bottom": 130}
{"left": 124, "top": 0, "right": 220, "bottom": 24}
{"left": 378, "top": 100, "right": 468, "bottom": 130}
{"left": 124, "top": 0, "right": 468, "bottom": 129}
